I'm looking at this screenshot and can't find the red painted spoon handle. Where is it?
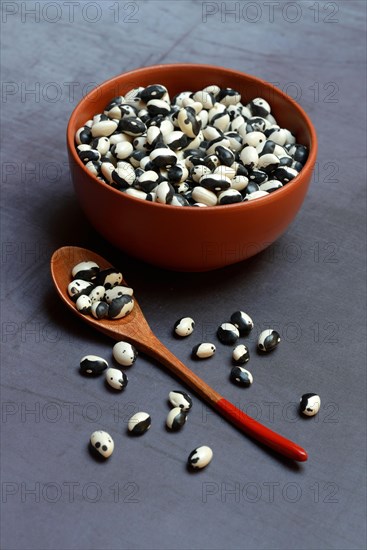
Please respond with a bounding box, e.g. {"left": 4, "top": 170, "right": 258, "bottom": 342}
{"left": 215, "top": 398, "right": 308, "bottom": 461}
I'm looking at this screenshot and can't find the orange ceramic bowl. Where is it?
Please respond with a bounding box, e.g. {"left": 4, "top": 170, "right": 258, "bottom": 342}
{"left": 67, "top": 64, "right": 317, "bottom": 272}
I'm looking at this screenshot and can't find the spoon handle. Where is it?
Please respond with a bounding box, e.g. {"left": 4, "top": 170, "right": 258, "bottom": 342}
{"left": 214, "top": 399, "right": 308, "bottom": 461}
{"left": 139, "top": 334, "right": 308, "bottom": 462}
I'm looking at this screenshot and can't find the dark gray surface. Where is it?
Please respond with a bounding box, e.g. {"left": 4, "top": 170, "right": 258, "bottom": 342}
{"left": 1, "top": 1, "right": 366, "bottom": 549}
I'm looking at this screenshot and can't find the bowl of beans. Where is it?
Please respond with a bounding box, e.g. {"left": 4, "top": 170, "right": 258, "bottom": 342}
{"left": 67, "top": 63, "right": 317, "bottom": 271}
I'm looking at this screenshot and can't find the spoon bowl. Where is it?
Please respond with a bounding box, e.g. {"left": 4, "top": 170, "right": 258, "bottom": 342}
{"left": 51, "top": 245, "right": 308, "bottom": 462}
{"left": 51, "top": 245, "right": 150, "bottom": 344}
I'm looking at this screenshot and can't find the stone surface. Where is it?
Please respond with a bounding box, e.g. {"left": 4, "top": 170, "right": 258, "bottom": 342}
{"left": 1, "top": 2, "right": 366, "bottom": 549}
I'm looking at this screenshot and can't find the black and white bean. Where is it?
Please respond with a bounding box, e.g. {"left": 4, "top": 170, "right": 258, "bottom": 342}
{"left": 249, "top": 98, "right": 271, "bottom": 118}
{"left": 91, "top": 301, "right": 109, "bottom": 319}
{"left": 107, "top": 295, "right": 134, "bottom": 320}
{"left": 91, "top": 119, "right": 118, "bottom": 138}
{"left": 200, "top": 173, "right": 231, "bottom": 192}
{"left": 230, "top": 311, "right": 254, "bottom": 335}
{"left": 128, "top": 412, "right": 151, "bottom": 435}
{"left": 104, "top": 285, "right": 133, "bottom": 304}
{"left": 71, "top": 261, "right": 100, "bottom": 281}
{"left": 150, "top": 147, "right": 177, "bottom": 168}
{"left": 230, "top": 366, "right": 253, "bottom": 387}
{"left": 177, "top": 107, "right": 202, "bottom": 138}
{"left": 257, "top": 329, "right": 281, "bottom": 352}
{"left": 187, "top": 446, "right": 213, "bottom": 469}
{"left": 232, "top": 344, "right": 250, "bottom": 365}
{"left": 300, "top": 393, "right": 321, "bottom": 417}
{"left": 260, "top": 180, "right": 283, "bottom": 193}
{"left": 192, "top": 343, "right": 216, "bottom": 359}
{"left": 140, "top": 84, "right": 168, "bottom": 103}
{"left": 118, "top": 116, "right": 146, "bottom": 136}
{"left": 91, "top": 137, "right": 110, "bottom": 156}
{"left": 243, "top": 190, "right": 269, "bottom": 201}
{"left": 240, "top": 146, "right": 259, "bottom": 170}
{"left": 231, "top": 175, "right": 249, "bottom": 191}
{"left": 112, "top": 341, "right": 138, "bottom": 367}
{"left": 105, "top": 368, "right": 128, "bottom": 390}
{"left": 174, "top": 317, "right": 195, "bottom": 337}
{"left": 170, "top": 193, "right": 190, "bottom": 206}
{"left": 67, "top": 279, "right": 94, "bottom": 301}
{"left": 156, "top": 180, "right": 175, "bottom": 203}
{"left": 75, "top": 125, "right": 92, "bottom": 145}
{"left": 85, "top": 160, "right": 101, "bottom": 176}
{"left": 90, "top": 430, "right": 114, "bottom": 458}
{"left": 217, "top": 323, "right": 239, "bottom": 345}
{"left": 191, "top": 186, "right": 217, "bottom": 206}
{"left": 168, "top": 390, "right": 193, "bottom": 411}
{"left": 76, "top": 294, "right": 92, "bottom": 314}
{"left": 95, "top": 268, "right": 123, "bottom": 289}
{"left": 166, "top": 407, "right": 187, "bottom": 431}
{"left": 89, "top": 285, "right": 106, "bottom": 303}
{"left": 218, "top": 189, "right": 242, "bottom": 204}
{"left": 80, "top": 355, "right": 108, "bottom": 376}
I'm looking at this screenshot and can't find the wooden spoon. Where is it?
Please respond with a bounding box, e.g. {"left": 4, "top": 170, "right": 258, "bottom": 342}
{"left": 51, "top": 246, "right": 308, "bottom": 462}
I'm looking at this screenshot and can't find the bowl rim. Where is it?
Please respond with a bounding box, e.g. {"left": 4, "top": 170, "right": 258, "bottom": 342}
{"left": 67, "top": 63, "right": 318, "bottom": 212}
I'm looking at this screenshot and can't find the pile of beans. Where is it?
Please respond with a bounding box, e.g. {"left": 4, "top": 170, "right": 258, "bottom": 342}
{"left": 67, "top": 260, "right": 134, "bottom": 320}
{"left": 75, "top": 84, "right": 309, "bottom": 206}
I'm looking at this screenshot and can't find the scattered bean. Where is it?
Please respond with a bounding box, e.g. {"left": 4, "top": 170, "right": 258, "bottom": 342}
{"left": 300, "top": 393, "right": 321, "bottom": 416}
{"left": 105, "top": 367, "right": 128, "bottom": 390}
{"left": 80, "top": 355, "right": 108, "bottom": 376}
{"left": 112, "top": 341, "right": 138, "bottom": 366}
{"left": 217, "top": 323, "right": 239, "bottom": 345}
{"left": 166, "top": 407, "right": 187, "bottom": 431}
{"left": 230, "top": 310, "right": 253, "bottom": 335}
{"left": 187, "top": 445, "right": 213, "bottom": 469}
{"left": 232, "top": 344, "right": 250, "bottom": 365}
{"left": 128, "top": 412, "right": 151, "bottom": 435}
{"left": 169, "top": 390, "right": 193, "bottom": 411}
{"left": 258, "top": 329, "right": 281, "bottom": 352}
{"left": 90, "top": 430, "right": 114, "bottom": 458}
{"left": 192, "top": 343, "right": 216, "bottom": 359}
{"left": 174, "top": 317, "right": 195, "bottom": 337}
{"left": 230, "top": 366, "right": 253, "bottom": 387}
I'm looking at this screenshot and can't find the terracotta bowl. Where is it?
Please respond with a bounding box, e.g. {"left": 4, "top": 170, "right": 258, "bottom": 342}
{"left": 67, "top": 64, "right": 317, "bottom": 272}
